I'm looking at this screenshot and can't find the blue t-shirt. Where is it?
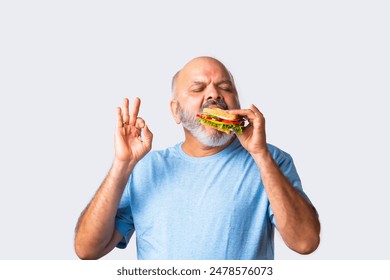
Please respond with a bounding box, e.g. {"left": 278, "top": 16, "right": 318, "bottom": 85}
{"left": 115, "top": 137, "right": 308, "bottom": 260}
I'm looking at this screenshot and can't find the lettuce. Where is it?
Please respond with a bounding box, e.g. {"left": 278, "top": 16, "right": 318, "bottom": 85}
{"left": 198, "top": 118, "right": 243, "bottom": 135}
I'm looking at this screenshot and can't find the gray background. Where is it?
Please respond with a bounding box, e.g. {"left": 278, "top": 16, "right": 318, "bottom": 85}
{"left": 1, "top": 0, "right": 389, "bottom": 260}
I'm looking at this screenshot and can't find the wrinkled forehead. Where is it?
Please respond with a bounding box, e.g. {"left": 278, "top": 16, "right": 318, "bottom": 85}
{"left": 172, "top": 57, "right": 236, "bottom": 98}
{"left": 179, "top": 57, "right": 232, "bottom": 83}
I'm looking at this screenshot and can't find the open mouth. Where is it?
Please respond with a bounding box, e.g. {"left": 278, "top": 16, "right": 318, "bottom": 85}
{"left": 202, "top": 104, "right": 224, "bottom": 112}
{"left": 201, "top": 100, "right": 228, "bottom": 112}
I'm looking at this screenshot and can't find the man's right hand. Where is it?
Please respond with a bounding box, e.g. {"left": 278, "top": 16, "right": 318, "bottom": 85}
{"left": 114, "top": 97, "right": 153, "bottom": 166}
{"left": 74, "top": 97, "right": 153, "bottom": 260}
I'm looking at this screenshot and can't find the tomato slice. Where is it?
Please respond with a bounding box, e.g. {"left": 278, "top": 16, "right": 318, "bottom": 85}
{"left": 221, "top": 119, "right": 240, "bottom": 125}
{"left": 196, "top": 114, "right": 241, "bottom": 125}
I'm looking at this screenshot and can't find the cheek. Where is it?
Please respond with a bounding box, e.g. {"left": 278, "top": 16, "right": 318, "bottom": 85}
{"left": 181, "top": 97, "right": 204, "bottom": 113}
{"left": 225, "top": 96, "right": 241, "bottom": 109}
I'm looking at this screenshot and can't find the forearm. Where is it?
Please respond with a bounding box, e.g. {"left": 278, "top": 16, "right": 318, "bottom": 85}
{"left": 252, "top": 151, "right": 320, "bottom": 254}
{"left": 74, "top": 160, "right": 135, "bottom": 259}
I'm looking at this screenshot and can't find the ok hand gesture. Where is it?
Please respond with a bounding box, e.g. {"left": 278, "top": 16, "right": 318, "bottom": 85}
{"left": 114, "top": 98, "right": 153, "bottom": 165}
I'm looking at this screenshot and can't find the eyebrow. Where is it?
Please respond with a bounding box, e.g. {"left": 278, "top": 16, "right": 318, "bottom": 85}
{"left": 191, "top": 81, "right": 206, "bottom": 85}
{"left": 190, "top": 80, "right": 233, "bottom": 86}
{"left": 216, "top": 80, "right": 233, "bottom": 86}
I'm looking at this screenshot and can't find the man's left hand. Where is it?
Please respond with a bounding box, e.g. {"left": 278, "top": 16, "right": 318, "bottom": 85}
{"left": 227, "top": 104, "right": 268, "bottom": 156}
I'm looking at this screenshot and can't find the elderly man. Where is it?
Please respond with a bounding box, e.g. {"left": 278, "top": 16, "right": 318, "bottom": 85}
{"left": 74, "top": 56, "right": 320, "bottom": 260}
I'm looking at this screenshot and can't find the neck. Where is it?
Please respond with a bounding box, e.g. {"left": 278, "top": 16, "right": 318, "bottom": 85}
{"left": 181, "top": 131, "right": 235, "bottom": 157}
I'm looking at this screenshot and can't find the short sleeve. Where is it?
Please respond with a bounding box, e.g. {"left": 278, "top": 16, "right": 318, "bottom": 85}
{"left": 115, "top": 178, "right": 135, "bottom": 249}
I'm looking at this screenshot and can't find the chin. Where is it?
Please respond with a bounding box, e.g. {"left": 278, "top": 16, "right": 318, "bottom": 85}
{"left": 195, "top": 127, "right": 234, "bottom": 147}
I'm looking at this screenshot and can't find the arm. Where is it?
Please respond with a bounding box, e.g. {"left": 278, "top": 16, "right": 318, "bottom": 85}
{"left": 228, "top": 105, "right": 320, "bottom": 254}
{"left": 252, "top": 150, "right": 320, "bottom": 254}
{"left": 74, "top": 98, "right": 153, "bottom": 259}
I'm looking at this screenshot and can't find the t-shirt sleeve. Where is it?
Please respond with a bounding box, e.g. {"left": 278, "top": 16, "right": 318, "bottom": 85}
{"left": 115, "top": 178, "right": 135, "bottom": 249}
{"left": 267, "top": 147, "right": 315, "bottom": 228}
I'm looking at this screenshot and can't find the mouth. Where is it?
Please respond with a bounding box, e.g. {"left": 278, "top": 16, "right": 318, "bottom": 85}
{"left": 206, "top": 104, "right": 223, "bottom": 110}
{"left": 201, "top": 100, "right": 228, "bottom": 112}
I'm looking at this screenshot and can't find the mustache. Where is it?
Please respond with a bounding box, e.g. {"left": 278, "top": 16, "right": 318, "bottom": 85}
{"left": 201, "top": 99, "right": 228, "bottom": 111}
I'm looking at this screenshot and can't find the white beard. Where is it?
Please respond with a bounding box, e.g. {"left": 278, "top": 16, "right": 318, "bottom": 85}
{"left": 177, "top": 104, "right": 233, "bottom": 147}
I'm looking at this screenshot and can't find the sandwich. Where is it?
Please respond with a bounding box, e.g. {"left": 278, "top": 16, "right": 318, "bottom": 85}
{"left": 196, "top": 107, "right": 245, "bottom": 134}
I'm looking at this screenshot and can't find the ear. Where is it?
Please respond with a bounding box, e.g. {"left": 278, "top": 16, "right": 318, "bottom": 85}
{"left": 170, "top": 99, "right": 181, "bottom": 124}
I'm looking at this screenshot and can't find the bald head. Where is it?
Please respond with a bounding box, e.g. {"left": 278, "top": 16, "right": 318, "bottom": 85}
{"left": 169, "top": 56, "right": 241, "bottom": 143}
{"left": 171, "top": 56, "right": 236, "bottom": 98}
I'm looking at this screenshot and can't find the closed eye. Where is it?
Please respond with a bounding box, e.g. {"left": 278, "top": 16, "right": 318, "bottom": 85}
{"left": 217, "top": 81, "right": 234, "bottom": 92}
{"left": 219, "top": 85, "right": 233, "bottom": 92}
{"left": 191, "top": 87, "right": 204, "bottom": 92}
{"left": 190, "top": 81, "right": 206, "bottom": 92}
{"left": 218, "top": 84, "right": 233, "bottom": 92}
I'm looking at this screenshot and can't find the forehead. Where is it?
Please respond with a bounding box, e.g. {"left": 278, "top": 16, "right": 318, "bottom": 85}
{"left": 178, "top": 58, "right": 232, "bottom": 83}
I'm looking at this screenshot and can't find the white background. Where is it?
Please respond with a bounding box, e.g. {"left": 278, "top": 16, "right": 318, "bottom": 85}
{"left": 0, "top": 0, "right": 389, "bottom": 260}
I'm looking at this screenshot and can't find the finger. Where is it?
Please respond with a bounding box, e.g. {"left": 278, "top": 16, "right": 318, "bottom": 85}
{"left": 143, "top": 124, "right": 153, "bottom": 147}
{"left": 227, "top": 108, "right": 256, "bottom": 120}
{"left": 250, "top": 104, "right": 266, "bottom": 126}
{"left": 116, "top": 107, "right": 124, "bottom": 129}
{"left": 130, "top": 97, "right": 141, "bottom": 126}
{"left": 122, "top": 98, "right": 130, "bottom": 124}
{"left": 135, "top": 117, "right": 145, "bottom": 129}
{"left": 131, "top": 117, "right": 145, "bottom": 138}
{"left": 228, "top": 105, "right": 264, "bottom": 121}
{"left": 249, "top": 104, "right": 263, "bottom": 117}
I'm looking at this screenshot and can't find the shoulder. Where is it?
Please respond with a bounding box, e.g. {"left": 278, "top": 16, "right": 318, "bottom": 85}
{"left": 134, "top": 143, "right": 181, "bottom": 169}
{"left": 266, "top": 143, "right": 294, "bottom": 165}
{"left": 147, "top": 143, "right": 180, "bottom": 160}
{"left": 265, "top": 143, "right": 302, "bottom": 182}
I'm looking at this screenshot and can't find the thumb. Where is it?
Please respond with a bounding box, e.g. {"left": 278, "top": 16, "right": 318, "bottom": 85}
{"left": 143, "top": 124, "right": 153, "bottom": 146}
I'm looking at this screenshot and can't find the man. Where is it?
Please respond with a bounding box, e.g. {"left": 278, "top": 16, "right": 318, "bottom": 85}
{"left": 74, "top": 56, "right": 320, "bottom": 260}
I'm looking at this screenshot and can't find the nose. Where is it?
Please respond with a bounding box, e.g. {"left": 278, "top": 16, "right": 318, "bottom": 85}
{"left": 205, "top": 85, "right": 223, "bottom": 101}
